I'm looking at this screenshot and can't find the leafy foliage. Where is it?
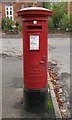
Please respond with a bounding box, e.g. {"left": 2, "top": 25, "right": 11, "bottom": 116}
{"left": 60, "top": 14, "right": 70, "bottom": 29}
{"left": 2, "top": 17, "right": 15, "bottom": 32}
{"left": 48, "top": 17, "right": 54, "bottom": 29}
{"left": 70, "top": 13, "right": 72, "bottom": 30}
{"left": 43, "top": 2, "right": 70, "bottom": 31}
{"left": 43, "top": 2, "right": 52, "bottom": 9}
{"left": 52, "top": 2, "right": 68, "bottom": 28}
{"left": 18, "top": 23, "right": 22, "bottom": 31}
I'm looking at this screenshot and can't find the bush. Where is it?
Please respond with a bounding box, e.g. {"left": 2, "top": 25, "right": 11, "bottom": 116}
{"left": 60, "top": 14, "right": 70, "bottom": 30}
{"left": 18, "top": 23, "right": 22, "bottom": 31}
{"left": 70, "top": 13, "right": 72, "bottom": 31}
{"left": 43, "top": 2, "right": 52, "bottom": 9}
{"left": 52, "top": 3, "right": 65, "bottom": 28}
{"left": 2, "top": 17, "right": 15, "bottom": 32}
{"left": 48, "top": 17, "right": 54, "bottom": 30}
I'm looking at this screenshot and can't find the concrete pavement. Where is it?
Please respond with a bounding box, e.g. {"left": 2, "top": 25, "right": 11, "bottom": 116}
{"left": 1, "top": 38, "right": 23, "bottom": 57}
{"left": 49, "top": 36, "right": 70, "bottom": 118}
{"left": 2, "top": 57, "right": 55, "bottom": 118}
{"left": 1, "top": 33, "right": 71, "bottom": 118}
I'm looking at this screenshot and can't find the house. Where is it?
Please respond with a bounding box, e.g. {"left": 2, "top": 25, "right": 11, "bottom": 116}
{"left": 0, "top": 2, "right": 43, "bottom": 25}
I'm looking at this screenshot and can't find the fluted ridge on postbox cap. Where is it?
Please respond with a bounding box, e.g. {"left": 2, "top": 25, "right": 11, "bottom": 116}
{"left": 17, "top": 7, "right": 53, "bottom": 18}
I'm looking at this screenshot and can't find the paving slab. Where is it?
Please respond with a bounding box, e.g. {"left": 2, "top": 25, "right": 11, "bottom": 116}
{"left": 1, "top": 34, "right": 71, "bottom": 119}
{"left": 2, "top": 57, "right": 55, "bottom": 119}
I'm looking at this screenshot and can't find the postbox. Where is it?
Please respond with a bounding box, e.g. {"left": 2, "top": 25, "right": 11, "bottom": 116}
{"left": 17, "top": 7, "right": 52, "bottom": 112}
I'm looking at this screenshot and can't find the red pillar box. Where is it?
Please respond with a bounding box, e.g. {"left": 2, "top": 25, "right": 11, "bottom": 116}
{"left": 17, "top": 7, "right": 52, "bottom": 112}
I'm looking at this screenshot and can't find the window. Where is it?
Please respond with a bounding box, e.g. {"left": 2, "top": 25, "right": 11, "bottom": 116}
{"left": 10, "top": 8, "right": 12, "bottom": 10}
{"left": 7, "top": 11, "right": 9, "bottom": 15}
{"left": 6, "top": 8, "right": 8, "bottom": 10}
{"left": 5, "top": 4, "right": 14, "bottom": 20}
{"left": 21, "top": 3, "right": 35, "bottom": 8}
{"left": 27, "top": 3, "right": 33, "bottom": 7}
{"left": 10, "top": 11, "right": 12, "bottom": 15}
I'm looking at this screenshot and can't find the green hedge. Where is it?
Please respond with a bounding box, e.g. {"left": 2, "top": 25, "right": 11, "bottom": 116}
{"left": 2, "top": 17, "right": 15, "bottom": 32}
{"left": 60, "top": 14, "right": 70, "bottom": 30}
{"left": 48, "top": 17, "right": 54, "bottom": 30}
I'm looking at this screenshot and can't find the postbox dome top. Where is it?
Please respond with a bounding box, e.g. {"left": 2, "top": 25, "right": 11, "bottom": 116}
{"left": 17, "top": 7, "right": 53, "bottom": 18}
{"left": 20, "top": 7, "right": 51, "bottom": 11}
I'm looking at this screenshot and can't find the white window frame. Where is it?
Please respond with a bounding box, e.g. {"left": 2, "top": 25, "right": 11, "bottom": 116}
{"left": 5, "top": 4, "right": 14, "bottom": 21}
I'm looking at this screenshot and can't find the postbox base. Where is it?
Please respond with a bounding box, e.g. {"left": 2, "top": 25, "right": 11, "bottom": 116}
{"left": 23, "top": 88, "right": 48, "bottom": 113}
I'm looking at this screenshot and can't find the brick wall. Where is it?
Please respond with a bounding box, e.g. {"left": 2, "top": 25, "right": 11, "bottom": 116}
{"left": 2, "top": 2, "right": 6, "bottom": 18}
{"left": 13, "top": 2, "right": 22, "bottom": 23}
{"left": 13, "top": 2, "right": 43, "bottom": 23}
{"left": 70, "top": 1, "right": 72, "bottom": 13}
{"left": 1, "top": 2, "right": 43, "bottom": 24}
{"left": 37, "top": 2, "right": 43, "bottom": 7}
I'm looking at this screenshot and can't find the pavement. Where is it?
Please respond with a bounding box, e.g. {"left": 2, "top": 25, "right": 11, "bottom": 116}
{"left": 2, "top": 56, "right": 55, "bottom": 119}
{"left": 0, "top": 33, "right": 71, "bottom": 119}
{"left": 1, "top": 38, "right": 23, "bottom": 57}
{"left": 48, "top": 36, "right": 71, "bottom": 118}
{"left": 49, "top": 36, "right": 70, "bottom": 92}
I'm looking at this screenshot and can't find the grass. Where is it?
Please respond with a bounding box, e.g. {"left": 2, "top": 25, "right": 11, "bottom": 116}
{"left": 48, "top": 92, "right": 54, "bottom": 109}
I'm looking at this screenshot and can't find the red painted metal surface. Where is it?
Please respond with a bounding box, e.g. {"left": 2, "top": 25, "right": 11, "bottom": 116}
{"left": 17, "top": 7, "right": 52, "bottom": 89}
